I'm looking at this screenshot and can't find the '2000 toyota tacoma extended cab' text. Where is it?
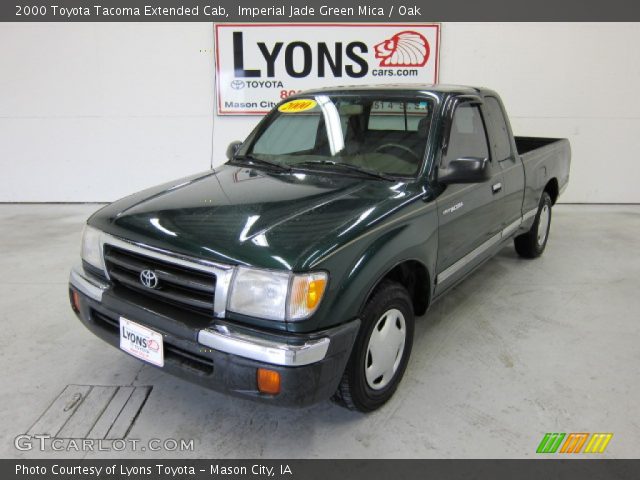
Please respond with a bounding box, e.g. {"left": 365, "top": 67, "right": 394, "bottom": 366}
{"left": 69, "top": 85, "right": 570, "bottom": 411}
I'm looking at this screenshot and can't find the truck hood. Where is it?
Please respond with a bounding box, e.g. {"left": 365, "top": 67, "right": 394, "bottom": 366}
{"left": 90, "top": 164, "right": 421, "bottom": 270}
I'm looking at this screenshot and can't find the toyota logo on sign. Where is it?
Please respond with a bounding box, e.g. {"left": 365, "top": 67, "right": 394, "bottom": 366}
{"left": 140, "top": 269, "right": 159, "bottom": 289}
{"left": 230, "top": 79, "right": 245, "bottom": 90}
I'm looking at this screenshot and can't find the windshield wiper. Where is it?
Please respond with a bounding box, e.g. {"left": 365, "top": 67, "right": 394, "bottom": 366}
{"left": 293, "top": 160, "right": 394, "bottom": 181}
{"left": 232, "top": 154, "right": 292, "bottom": 172}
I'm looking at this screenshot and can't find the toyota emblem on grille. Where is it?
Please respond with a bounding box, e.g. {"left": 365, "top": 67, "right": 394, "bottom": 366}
{"left": 140, "top": 269, "right": 159, "bottom": 289}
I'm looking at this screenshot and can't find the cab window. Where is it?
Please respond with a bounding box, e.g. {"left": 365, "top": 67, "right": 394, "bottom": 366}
{"left": 442, "top": 104, "right": 490, "bottom": 166}
{"left": 484, "top": 97, "right": 512, "bottom": 161}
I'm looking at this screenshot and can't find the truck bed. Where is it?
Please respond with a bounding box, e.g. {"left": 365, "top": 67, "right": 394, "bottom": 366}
{"left": 515, "top": 136, "right": 571, "bottom": 215}
{"left": 514, "top": 136, "right": 563, "bottom": 155}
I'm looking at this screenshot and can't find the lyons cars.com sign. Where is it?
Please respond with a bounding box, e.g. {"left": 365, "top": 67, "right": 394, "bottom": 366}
{"left": 214, "top": 23, "right": 440, "bottom": 115}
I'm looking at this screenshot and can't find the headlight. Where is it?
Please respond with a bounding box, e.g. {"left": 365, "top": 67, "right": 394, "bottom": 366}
{"left": 227, "top": 267, "right": 327, "bottom": 321}
{"left": 81, "top": 225, "right": 105, "bottom": 273}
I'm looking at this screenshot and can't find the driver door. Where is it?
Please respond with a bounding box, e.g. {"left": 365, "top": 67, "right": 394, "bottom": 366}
{"left": 435, "top": 101, "right": 505, "bottom": 294}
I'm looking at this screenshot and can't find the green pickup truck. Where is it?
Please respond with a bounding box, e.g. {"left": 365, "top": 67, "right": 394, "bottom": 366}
{"left": 69, "top": 85, "right": 570, "bottom": 411}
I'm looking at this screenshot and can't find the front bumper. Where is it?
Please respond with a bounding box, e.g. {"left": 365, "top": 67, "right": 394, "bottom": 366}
{"left": 69, "top": 266, "right": 359, "bottom": 407}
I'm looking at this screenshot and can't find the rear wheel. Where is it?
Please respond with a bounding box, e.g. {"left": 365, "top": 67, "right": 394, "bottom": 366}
{"left": 514, "top": 191, "right": 552, "bottom": 258}
{"left": 333, "top": 280, "right": 414, "bottom": 412}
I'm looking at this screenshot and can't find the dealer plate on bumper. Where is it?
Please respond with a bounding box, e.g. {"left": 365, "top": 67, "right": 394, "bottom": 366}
{"left": 119, "top": 317, "right": 164, "bottom": 367}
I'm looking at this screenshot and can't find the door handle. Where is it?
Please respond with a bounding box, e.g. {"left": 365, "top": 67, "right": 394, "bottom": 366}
{"left": 492, "top": 182, "right": 502, "bottom": 194}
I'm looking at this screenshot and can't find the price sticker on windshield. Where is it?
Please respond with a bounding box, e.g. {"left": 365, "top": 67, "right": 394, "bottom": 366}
{"left": 278, "top": 99, "right": 317, "bottom": 113}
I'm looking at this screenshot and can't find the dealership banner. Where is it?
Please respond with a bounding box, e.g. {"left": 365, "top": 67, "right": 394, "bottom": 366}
{"left": 214, "top": 23, "right": 440, "bottom": 115}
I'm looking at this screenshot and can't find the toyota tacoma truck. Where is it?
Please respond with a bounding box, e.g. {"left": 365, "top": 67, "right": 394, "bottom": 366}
{"left": 69, "top": 85, "right": 570, "bottom": 411}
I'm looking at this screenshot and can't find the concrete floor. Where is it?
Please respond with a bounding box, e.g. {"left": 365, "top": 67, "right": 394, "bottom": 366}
{"left": 1, "top": 204, "right": 639, "bottom": 459}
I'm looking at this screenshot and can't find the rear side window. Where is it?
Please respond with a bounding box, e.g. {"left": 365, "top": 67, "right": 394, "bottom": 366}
{"left": 484, "top": 97, "right": 512, "bottom": 161}
{"left": 443, "top": 104, "right": 489, "bottom": 165}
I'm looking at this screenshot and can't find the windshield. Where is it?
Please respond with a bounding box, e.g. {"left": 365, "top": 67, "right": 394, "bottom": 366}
{"left": 242, "top": 94, "right": 434, "bottom": 177}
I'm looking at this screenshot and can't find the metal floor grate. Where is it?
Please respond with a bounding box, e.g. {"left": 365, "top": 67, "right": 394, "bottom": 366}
{"left": 26, "top": 384, "right": 152, "bottom": 439}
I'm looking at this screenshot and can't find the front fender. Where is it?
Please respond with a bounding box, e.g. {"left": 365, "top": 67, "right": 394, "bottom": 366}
{"left": 308, "top": 201, "right": 439, "bottom": 331}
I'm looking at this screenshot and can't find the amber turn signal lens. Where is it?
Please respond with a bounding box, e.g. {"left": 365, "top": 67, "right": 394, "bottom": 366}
{"left": 70, "top": 289, "right": 80, "bottom": 313}
{"left": 306, "top": 278, "right": 327, "bottom": 309}
{"left": 257, "top": 368, "right": 281, "bottom": 395}
{"left": 288, "top": 272, "right": 328, "bottom": 320}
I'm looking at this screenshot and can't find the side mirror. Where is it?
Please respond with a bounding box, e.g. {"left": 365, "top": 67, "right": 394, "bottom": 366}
{"left": 226, "top": 141, "right": 243, "bottom": 161}
{"left": 438, "top": 157, "right": 490, "bottom": 184}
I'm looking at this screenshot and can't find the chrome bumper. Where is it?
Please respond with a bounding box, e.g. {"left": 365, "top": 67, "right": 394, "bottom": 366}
{"left": 69, "top": 264, "right": 108, "bottom": 302}
{"left": 70, "top": 265, "right": 331, "bottom": 367}
{"left": 198, "top": 325, "right": 330, "bottom": 367}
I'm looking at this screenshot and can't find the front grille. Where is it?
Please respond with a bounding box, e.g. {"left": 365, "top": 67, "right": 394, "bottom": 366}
{"left": 104, "top": 245, "right": 216, "bottom": 315}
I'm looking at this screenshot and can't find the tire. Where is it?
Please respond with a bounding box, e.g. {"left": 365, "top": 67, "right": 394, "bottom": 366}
{"left": 333, "top": 280, "right": 414, "bottom": 412}
{"left": 514, "top": 191, "right": 552, "bottom": 258}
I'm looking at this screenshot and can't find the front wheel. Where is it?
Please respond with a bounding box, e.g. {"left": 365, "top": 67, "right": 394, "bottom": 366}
{"left": 514, "top": 191, "right": 552, "bottom": 258}
{"left": 333, "top": 280, "right": 414, "bottom": 412}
